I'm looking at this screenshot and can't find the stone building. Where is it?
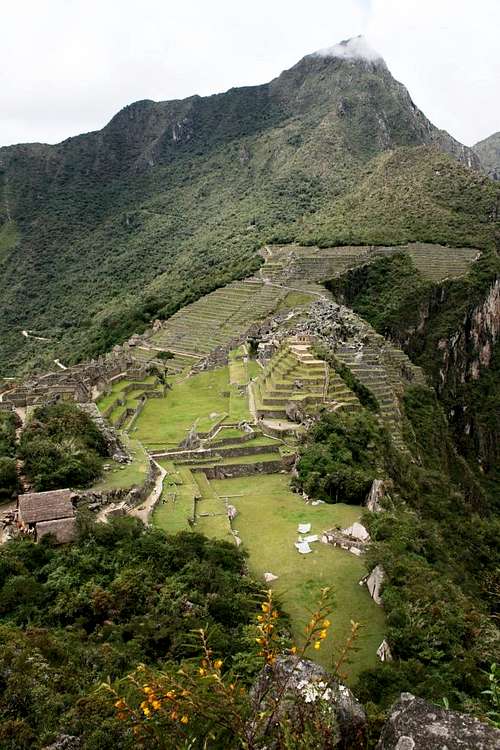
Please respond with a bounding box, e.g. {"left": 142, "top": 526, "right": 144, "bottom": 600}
{"left": 17, "top": 489, "right": 77, "bottom": 543}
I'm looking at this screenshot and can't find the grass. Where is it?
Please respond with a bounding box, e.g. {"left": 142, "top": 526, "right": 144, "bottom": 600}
{"left": 153, "top": 462, "right": 197, "bottom": 533}
{"left": 229, "top": 347, "right": 248, "bottom": 386}
{"left": 133, "top": 367, "right": 231, "bottom": 448}
{"left": 93, "top": 437, "right": 149, "bottom": 491}
{"left": 229, "top": 385, "right": 251, "bottom": 421}
{"left": 277, "top": 290, "right": 317, "bottom": 310}
{"left": 248, "top": 359, "right": 262, "bottom": 379}
{"left": 207, "top": 473, "right": 386, "bottom": 681}
{"left": 97, "top": 376, "right": 156, "bottom": 413}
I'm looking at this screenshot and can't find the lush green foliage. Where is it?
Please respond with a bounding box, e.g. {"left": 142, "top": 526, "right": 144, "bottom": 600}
{"left": 0, "top": 457, "right": 20, "bottom": 501}
{"left": 0, "top": 412, "right": 17, "bottom": 457}
{"left": 0, "top": 412, "right": 19, "bottom": 500}
{"left": 0, "top": 518, "right": 266, "bottom": 749}
{"left": 365, "top": 388, "right": 498, "bottom": 712}
{"left": 328, "top": 251, "right": 500, "bottom": 500}
{"left": 18, "top": 403, "right": 108, "bottom": 490}
{"left": 295, "top": 411, "right": 385, "bottom": 503}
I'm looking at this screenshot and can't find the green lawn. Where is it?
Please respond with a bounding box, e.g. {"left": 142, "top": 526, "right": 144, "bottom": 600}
{"left": 133, "top": 367, "right": 231, "bottom": 448}
{"left": 229, "top": 385, "right": 251, "bottom": 421}
{"left": 93, "top": 437, "right": 149, "bottom": 491}
{"left": 97, "top": 376, "right": 156, "bottom": 413}
{"left": 229, "top": 348, "right": 248, "bottom": 386}
{"left": 208, "top": 473, "right": 386, "bottom": 681}
{"left": 248, "top": 360, "right": 262, "bottom": 379}
{"left": 153, "top": 463, "right": 197, "bottom": 533}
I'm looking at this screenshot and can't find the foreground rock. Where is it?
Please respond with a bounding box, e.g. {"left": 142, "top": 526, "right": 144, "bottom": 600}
{"left": 377, "top": 693, "right": 500, "bottom": 749}
{"left": 251, "top": 656, "right": 366, "bottom": 749}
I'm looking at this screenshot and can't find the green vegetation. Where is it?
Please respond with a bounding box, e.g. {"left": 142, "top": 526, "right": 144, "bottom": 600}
{"left": 295, "top": 146, "right": 499, "bottom": 249}
{"left": 93, "top": 437, "right": 149, "bottom": 491}
{"left": 208, "top": 473, "right": 385, "bottom": 679}
{"left": 328, "top": 251, "right": 500, "bottom": 499}
{"left": 0, "top": 518, "right": 266, "bottom": 749}
{"left": 295, "top": 411, "right": 385, "bottom": 504}
{"left": 134, "top": 366, "right": 247, "bottom": 448}
{"left": 0, "top": 457, "right": 20, "bottom": 501}
{"left": 0, "top": 411, "right": 20, "bottom": 501}
{"left": 0, "top": 411, "right": 17, "bottom": 457}
{"left": 18, "top": 402, "right": 108, "bottom": 490}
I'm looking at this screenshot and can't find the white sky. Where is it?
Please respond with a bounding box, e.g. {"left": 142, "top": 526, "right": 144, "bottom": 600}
{"left": 1, "top": 0, "right": 498, "bottom": 148}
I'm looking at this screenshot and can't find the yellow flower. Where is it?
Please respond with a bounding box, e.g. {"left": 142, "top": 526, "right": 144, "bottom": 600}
{"left": 143, "top": 707, "right": 151, "bottom": 717}
{"left": 114, "top": 699, "right": 126, "bottom": 709}
{"left": 152, "top": 700, "right": 161, "bottom": 710}
{"left": 314, "top": 641, "right": 321, "bottom": 650}
{"left": 322, "top": 619, "right": 331, "bottom": 628}
{"left": 166, "top": 690, "right": 176, "bottom": 699}
{"left": 214, "top": 659, "right": 223, "bottom": 669}
{"left": 257, "top": 614, "right": 264, "bottom": 622}
{"left": 319, "top": 629, "right": 328, "bottom": 640}
{"left": 198, "top": 667, "right": 206, "bottom": 676}
{"left": 143, "top": 686, "right": 153, "bottom": 695}
{"left": 261, "top": 602, "right": 270, "bottom": 613}
{"left": 290, "top": 646, "right": 297, "bottom": 654}
{"left": 180, "top": 715, "right": 189, "bottom": 724}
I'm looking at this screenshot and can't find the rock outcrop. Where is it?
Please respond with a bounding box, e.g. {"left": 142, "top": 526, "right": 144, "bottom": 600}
{"left": 251, "top": 656, "right": 367, "bottom": 749}
{"left": 377, "top": 692, "right": 500, "bottom": 749}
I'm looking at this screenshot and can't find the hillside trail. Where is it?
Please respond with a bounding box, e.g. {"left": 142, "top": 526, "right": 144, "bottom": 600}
{"left": 128, "top": 458, "right": 167, "bottom": 525}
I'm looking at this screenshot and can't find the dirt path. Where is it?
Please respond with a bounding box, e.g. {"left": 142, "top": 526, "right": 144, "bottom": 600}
{"left": 128, "top": 458, "right": 167, "bottom": 526}
{"left": 21, "top": 329, "right": 51, "bottom": 341}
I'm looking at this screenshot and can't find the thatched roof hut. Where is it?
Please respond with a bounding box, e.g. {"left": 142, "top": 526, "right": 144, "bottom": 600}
{"left": 18, "top": 489, "right": 74, "bottom": 524}
{"left": 17, "top": 489, "right": 76, "bottom": 543}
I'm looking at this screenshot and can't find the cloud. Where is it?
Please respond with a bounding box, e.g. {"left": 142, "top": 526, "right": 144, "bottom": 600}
{"left": 312, "top": 35, "right": 383, "bottom": 63}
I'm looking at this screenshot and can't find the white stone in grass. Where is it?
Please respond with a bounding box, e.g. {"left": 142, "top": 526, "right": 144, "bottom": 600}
{"left": 303, "top": 534, "right": 319, "bottom": 543}
{"left": 264, "top": 572, "right": 278, "bottom": 582}
{"left": 295, "top": 541, "right": 312, "bottom": 554}
{"left": 298, "top": 523, "right": 311, "bottom": 534}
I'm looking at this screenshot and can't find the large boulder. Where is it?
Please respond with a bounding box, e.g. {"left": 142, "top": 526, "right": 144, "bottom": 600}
{"left": 377, "top": 693, "right": 500, "bottom": 749}
{"left": 251, "top": 656, "right": 366, "bottom": 749}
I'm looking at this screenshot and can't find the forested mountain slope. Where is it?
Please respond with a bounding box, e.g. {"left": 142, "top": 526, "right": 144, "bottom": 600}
{"left": 0, "top": 38, "right": 490, "bottom": 376}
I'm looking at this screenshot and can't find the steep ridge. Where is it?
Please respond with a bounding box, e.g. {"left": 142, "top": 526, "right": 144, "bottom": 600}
{"left": 474, "top": 130, "right": 500, "bottom": 180}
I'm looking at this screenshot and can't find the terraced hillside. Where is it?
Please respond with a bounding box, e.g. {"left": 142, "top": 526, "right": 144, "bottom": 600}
{"left": 138, "top": 279, "right": 289, "bottom": 373}
{"left": 252, "top": 339, "right": 328, "bottom": 421}
{"left": 260, "top": 242, "right": 479, "bottom": 286}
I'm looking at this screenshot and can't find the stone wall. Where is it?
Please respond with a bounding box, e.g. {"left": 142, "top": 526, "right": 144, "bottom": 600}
{"left": 197, "top": 458, "right": 283, "bottom": 480}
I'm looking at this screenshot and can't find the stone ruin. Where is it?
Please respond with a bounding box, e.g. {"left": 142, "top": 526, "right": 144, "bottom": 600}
{"left": 2, "top": 349, "right": 149, "bottom": 409}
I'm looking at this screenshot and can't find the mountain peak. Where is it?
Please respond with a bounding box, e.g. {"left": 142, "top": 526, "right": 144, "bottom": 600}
{"left": 311, "top": 35, "right": 384, "bottom": 65}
